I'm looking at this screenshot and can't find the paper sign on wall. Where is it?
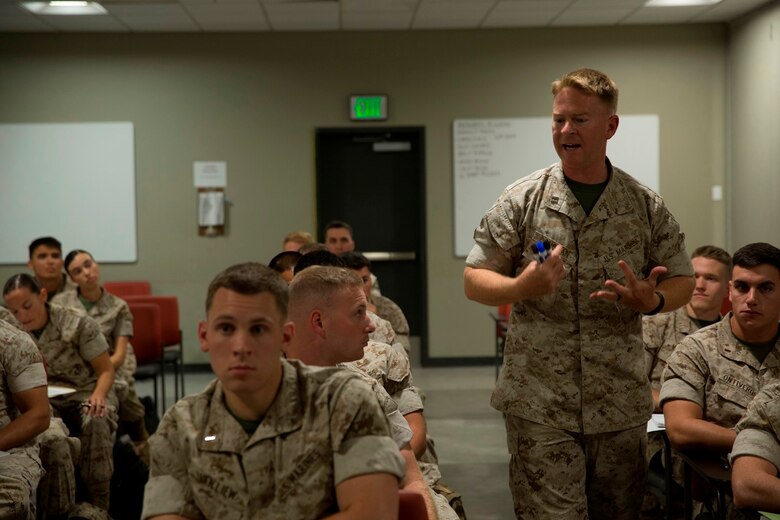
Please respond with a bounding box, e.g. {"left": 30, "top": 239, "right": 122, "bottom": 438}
{"left": 194, "top": 161, "right": 227, "bottom": 188}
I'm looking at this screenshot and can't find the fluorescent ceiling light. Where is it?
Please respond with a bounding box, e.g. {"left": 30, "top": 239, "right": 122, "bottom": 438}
{"left": 21, "top": 0, "right": 108, "bottom": 15}
{"left": 645, "top": 0, "right": 721, "bottom": 6}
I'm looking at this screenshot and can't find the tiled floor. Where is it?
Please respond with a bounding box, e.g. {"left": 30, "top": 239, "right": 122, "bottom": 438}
{"left": 135, "top": 364, "right": 515, "bottom": 520}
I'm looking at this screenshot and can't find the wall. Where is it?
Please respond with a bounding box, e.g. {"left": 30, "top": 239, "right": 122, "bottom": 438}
{"left": 0, "top": 26, "right": 727, "bottom": 363}
{"left": 729, "top": 1, "right": 780, "bottom": 250}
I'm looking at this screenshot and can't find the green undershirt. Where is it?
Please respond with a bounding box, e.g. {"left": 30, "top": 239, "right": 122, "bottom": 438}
{"left": 564, "top": 176, "right": 609, "bottom": 216}
{"left": 734, "top": 327, "right": 780, "bottom": 364}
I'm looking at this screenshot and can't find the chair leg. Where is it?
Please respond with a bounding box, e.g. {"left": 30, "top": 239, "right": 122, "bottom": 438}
{"left": 160, "top": 359, "right": 167, "bottom": 413}
{"left": 153, "top": 374, "right": 159, "bottom": 418}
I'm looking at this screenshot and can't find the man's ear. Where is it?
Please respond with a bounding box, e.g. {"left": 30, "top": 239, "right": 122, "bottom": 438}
{"left": 606, "top": 114, "right": 619, "bottom": 140}
{"left": 311, "top": 309, "right": 325, "bottom": 339}
{"left": 282, "top": 321, "right": 295, "bottom": 350}
{"left": 38, "top": 288, "right": 48, "bottom": 303}
{"left": 728, "top": 281, "right": 734, "bottom": 305}
{"left": 198, "top": 320, "right": 209, "bottom": 352}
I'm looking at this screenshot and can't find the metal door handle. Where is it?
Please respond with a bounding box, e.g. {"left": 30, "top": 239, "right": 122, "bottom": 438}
{"left": 362, "top": 251, "right": 416, "bottom": 262}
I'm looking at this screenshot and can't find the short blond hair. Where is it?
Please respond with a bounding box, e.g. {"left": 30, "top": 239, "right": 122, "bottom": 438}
{"left": 288, "top": 266, "right": 362, "bottom": 312}
{"left": 282, "top": 231, "right": 314, "bottom": 248}
{"left": 551, "top": 68, "right": 618, "bottom": 113}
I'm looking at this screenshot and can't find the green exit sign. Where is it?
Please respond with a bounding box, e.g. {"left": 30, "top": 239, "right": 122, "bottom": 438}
{"left": 349, "top": 95, "right": 388, "bottom": 121}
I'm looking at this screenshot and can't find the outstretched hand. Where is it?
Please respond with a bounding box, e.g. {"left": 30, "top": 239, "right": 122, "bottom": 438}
{"left": 589, "top": 260, "right": 667, "bottom": 313}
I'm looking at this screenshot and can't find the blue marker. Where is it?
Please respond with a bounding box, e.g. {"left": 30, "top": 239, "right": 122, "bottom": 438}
{"left": 532, "top": 240, "right": 549, "bottom": 263}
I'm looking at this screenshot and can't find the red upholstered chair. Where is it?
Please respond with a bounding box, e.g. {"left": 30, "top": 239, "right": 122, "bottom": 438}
{"left": 127, "top": 302, "right": 164, "bottom": 415}
{"left": 125, "top": 295, "right": 184, "bottom": 402}
{"left": 398, "top": 490, "right": 428, "bottom": 520}
{"left": 104, "top": 281, "right": 151, "bottom": 299}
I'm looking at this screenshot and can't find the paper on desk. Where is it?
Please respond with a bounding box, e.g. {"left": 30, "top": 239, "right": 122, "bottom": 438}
{"left": 759, "top": 512, "right": 780, "bottom": 520}
{"left": 647, "top": 413, "right": 666, "bottom": 433}
{"left": 48, "top": 385, "right": 76, "bottom": 398}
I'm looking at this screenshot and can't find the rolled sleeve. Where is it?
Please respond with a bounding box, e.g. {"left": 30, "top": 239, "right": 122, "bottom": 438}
{"left": 115, "top": 304, "right": 134, "bottom": 339}
{"left": 659, "top": 339, "right": 707, "bottom": 408}
{"left": 396, "top": 387, "right": 424, "bottom": 416}
{"left": 731, "top": 429, "right": 780, "bottom": 472}
{"left": 334, "top": 435, "right": 405, "bottom": 485}
{"left": 142, "top": 474, "right": 203, "bottom": 520}
{"left": 8, "top": 363, "right": 47, "bottom": 394}
{"left": 659, "top": 378, "right": 703, "bottom": 409}
{"left": 78, "top": 316, "right": 110, "bottom": 361}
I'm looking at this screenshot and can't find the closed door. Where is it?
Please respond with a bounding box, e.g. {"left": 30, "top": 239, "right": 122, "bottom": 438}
{"left": 315, "top": 127, "right": 428, "bottom": 363}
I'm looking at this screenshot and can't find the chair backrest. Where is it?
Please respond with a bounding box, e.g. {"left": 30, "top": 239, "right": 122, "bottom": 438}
{"left": 125, "top": 295, "right": 181, "bottom": 347}
{"left": 127, "top": 302, "right": 163, "bottom": 365}
{"left": 398, "top": 490, "right": 427, "bottom": 520}
{"left": 104, "top": 281, "right": 152, "bottom": 298}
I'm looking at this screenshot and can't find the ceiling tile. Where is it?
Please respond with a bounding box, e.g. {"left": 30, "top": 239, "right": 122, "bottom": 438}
{"left": 552, "top": 6, "right": 639, "bottom": 26}
{"left": 482, "top": 0, "right": 568, "bottom": 27}
{"left": 412, "top": 0, "right": 494, "bottom": 29}
{"left": 105, "top": 3, "right": 200, "bottom": 30}
{"left": 186, "top": 2, "right": 269, "bottom": 30}
{"left": 620, "top": 4, "right": 714, "bottom": 24}
{"left": 0, "top": 12, "right": 54, "bottom": 31}
{"left": 35, "top": 14, "right": 129, "bottom": 30}
{"left": 264, "top": 1, "right": 339, "bottom": 30}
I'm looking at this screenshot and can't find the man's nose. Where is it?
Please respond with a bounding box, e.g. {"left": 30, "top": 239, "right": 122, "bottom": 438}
{"left": 365, "top": 318, "right": 376, "bottom": 334}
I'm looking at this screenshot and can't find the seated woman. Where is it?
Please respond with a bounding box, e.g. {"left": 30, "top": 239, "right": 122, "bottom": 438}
{"left": 53, "top": 249, "right": 149, "bottom": 459}
{"left": 3, "top": 273, "right": 117, "bottom": 513}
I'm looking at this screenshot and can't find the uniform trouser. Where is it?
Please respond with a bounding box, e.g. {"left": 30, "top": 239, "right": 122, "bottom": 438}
{"left": 0, "top": 447, "right": 43, "bottom": 520}
{"left": 505, "top": 415, "right": 646, "bottom": 520}
{"left": 37, "top": 416, "right": 79, "bottom": 517}
{"left": 50, "top": 390, "right": 118, "bottom": 511}
{"left": 115, "top": 346, "right": 146, "bottom": 423}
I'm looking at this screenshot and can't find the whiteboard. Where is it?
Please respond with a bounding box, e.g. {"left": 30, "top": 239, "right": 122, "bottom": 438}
{"left": 0, "top": 122, "right": 137, "bottom": 264}
{"left": 453, "top": 115, "right": 659, "bottom": 257}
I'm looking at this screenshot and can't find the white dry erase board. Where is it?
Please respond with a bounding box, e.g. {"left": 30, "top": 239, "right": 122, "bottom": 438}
{"left": 453, "top": 115, "right": 659, "bottom": 257}
{"left": 0, "top": 122, "right": 137, "bottom": 264}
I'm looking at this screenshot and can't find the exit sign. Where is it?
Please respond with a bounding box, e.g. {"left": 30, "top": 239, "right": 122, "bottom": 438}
{"left": 349, "top": 95, "right": 388, "bottom": 121}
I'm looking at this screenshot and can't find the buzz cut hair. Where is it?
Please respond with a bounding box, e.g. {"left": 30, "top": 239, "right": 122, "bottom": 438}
{"left": 205, "top": 262, "right": 288, "bottom": 319}
{"left": 28, "top": 236, "right": 63, "bottom": 259}
{"left": 323, "top": 220, "right": 353, "bottom": 238}
{"left": 288, "top": 266, "right": 363, "bottom": 311}
{"left": 691, "top": 245, "right": 732, "bottom": 277}
{"left": 551, "top": 68, "right": 619, "bottom": 114}
{"left": 282, "top": 231, "right": 314, "bottom": 248}
{"left": 732, "top": 242, "right": 780, "bottom": 275}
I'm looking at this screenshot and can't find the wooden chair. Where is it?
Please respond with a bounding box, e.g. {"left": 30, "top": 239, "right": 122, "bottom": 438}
{"left": 125, "top": 295, "right": 184, "bottom": 402}
{"left": 128, "top": 302, "right": 164, "bottom": 416}
{"left": 104, "top": 281, "right": 151, "bottom": 298}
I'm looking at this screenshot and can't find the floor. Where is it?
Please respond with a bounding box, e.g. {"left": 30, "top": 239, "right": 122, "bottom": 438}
{"left": 135, "top": 364, "right": 516, "bottom": 520}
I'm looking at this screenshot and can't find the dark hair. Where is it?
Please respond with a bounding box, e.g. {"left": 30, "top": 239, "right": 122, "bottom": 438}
{"left": 28, "top": 236, "right": 62, "bottom": 259}
{"left": 293, "top": 250, "right": 346, "bottom": 275}
{"left": 205, "top": 262, "right": 289, "bottom": 319}
{"left": 269, "top": 251, "right": 301, "bottom": 273}
{"left": 64, "top": 249, "right": 92, "bottom": 274}
{"left": 298, "top": 242, "right": 329, "bottom": 255}
{"left": 340, "top": 251, "right": 371, "bottom": 271}
{"left": 3, "top": 273, "right": 42, "bottom": 297}
{"left": 323, "top": 220, "right": 353, "bottom": 238}
{"left": 732, "top": 243, "right": 780, "bottom": 274}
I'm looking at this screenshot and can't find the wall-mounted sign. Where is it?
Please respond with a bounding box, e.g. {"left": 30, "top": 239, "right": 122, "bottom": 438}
{"left": 349, "top": 95, "right": 388, "bottom": 121}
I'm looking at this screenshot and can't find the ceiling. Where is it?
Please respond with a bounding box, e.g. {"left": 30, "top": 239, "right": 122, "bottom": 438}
{"left": 0, "top": 0, "right": 775, "bottom": 33}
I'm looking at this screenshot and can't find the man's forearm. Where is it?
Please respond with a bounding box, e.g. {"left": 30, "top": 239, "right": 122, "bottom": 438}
{"left": 667, "top": 417, "right": 736, "bottom": 452}
{"left": 656, "top": 275, "right": 695, "bottom": 313}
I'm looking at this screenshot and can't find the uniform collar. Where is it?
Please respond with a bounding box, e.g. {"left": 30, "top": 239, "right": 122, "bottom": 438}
{"left": 717, "top": 313, "right": 780, "bottom": 370}
{"left": 199, "top": 359, "right": 304, "bottom": 453}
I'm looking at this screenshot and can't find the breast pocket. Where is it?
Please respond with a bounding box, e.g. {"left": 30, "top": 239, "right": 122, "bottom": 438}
{"left": 709, "top": 380, "right": 754, "bottom": 425}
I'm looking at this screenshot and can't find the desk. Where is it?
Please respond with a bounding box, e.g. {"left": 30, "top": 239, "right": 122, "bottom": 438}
{"left": 47, "top": 385, "right": 76, "bottom": 398}
{"left": 676, "top": 449, "right": 732, "bottom": 520}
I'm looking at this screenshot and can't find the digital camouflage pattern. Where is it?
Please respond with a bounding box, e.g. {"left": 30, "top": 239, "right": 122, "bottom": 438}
{"left": 0, "top": 305, "right": 21, "bottom": 328}
{"left": 36, "top": 416, "right": 79, "bottom": 517}
{"left": 372, "top": 294, "right": 411, "bottom": 354}
{"left": 34, "top": 304, "right": 118, "bottom": 511}
{"left": 644, "top": 306, "right": 700, "bottom": 392}
{"left": 660, "top": 314, "right": 780, "bottom": 429}
{"left": 733, "top": 381, "right": 780, "bottom": 472}
{"left": 39, "top": 273, "right": 77, "bottom": 302}
{"left": 506, "top": 416, "right": 646, "bottom": 520}
{"left": 142, "top": 359, "right": 404, "bottom": 520}
{"left": 0, "top": 319, "right": 47, "bottom": 520}
{"left": 52, "top": 289, "right": 145, "bottom": 422}
{"left": 467, "top": 162, "right": 692, "bottom": 434}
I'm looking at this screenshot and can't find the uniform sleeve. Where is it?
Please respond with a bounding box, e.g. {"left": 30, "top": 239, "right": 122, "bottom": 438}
{"left": 76, "top": 314, "right": 110, "bottom": 361}
{"left": 648, "top": 195, "right": 693, "bottom": 281}
{"left": 659, "top": 336, "right": 708, "bottom": 408}
{"left": 2, "top": 330, "right": 47, "bottom": 393}
{"left": 142, "top": 406, "right": 204, "bottom": 520}
{"left": 465, "top": 194, "right": 521, "bottom": 275}
{"left": 731, "top": 394, "right": 780, "bottom": 471}
{"left": 329, "top": 377, "right": 405, "bottom": 486}
{"left": 113, "top": 301, "right": 133, "bottom": 339}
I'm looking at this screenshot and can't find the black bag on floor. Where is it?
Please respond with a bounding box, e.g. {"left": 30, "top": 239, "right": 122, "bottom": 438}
{"left": 109, "top": 439, "right": 148, "bottom": 520}
{"left": 140, "top": 396, "right": 159, "bottom": 434}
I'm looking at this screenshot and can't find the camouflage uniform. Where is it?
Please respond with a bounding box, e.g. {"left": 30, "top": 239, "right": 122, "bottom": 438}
{"left": 368, "top": 312, "right": 408, "bottom": 359}
{"left": 142, "top": 359, "right": 404, "bottom": 519}
{"left": 37, "top": 273, "right": 77, "bottom": 302}
{"left": 341, "top": 341, "right": 461, "bottom": 520}
{"left": 732, "top": 381, "right": 780, "bottom": 473}
{"left": 52, "top": 288, "right": 145, "bottom": 422}
{"left": 0, "top": 320, "right": 47, "bottom": 520}
{"left": 372, "top": 294, "right": 412, "bottom": 355}
{"left": 0, "top": 306, "right": 22, "bottom": 328}
{"left": 35, "top": 304, "right": 118, "bottom": 511}
{"left": 644, "top": 307, "right": 701, "bottom": 463}
{"left": 660, "top": 314, "right": 780, "bottom": 429}
{"left": 467, "top": 160, "right": 692, "bottom": 519}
